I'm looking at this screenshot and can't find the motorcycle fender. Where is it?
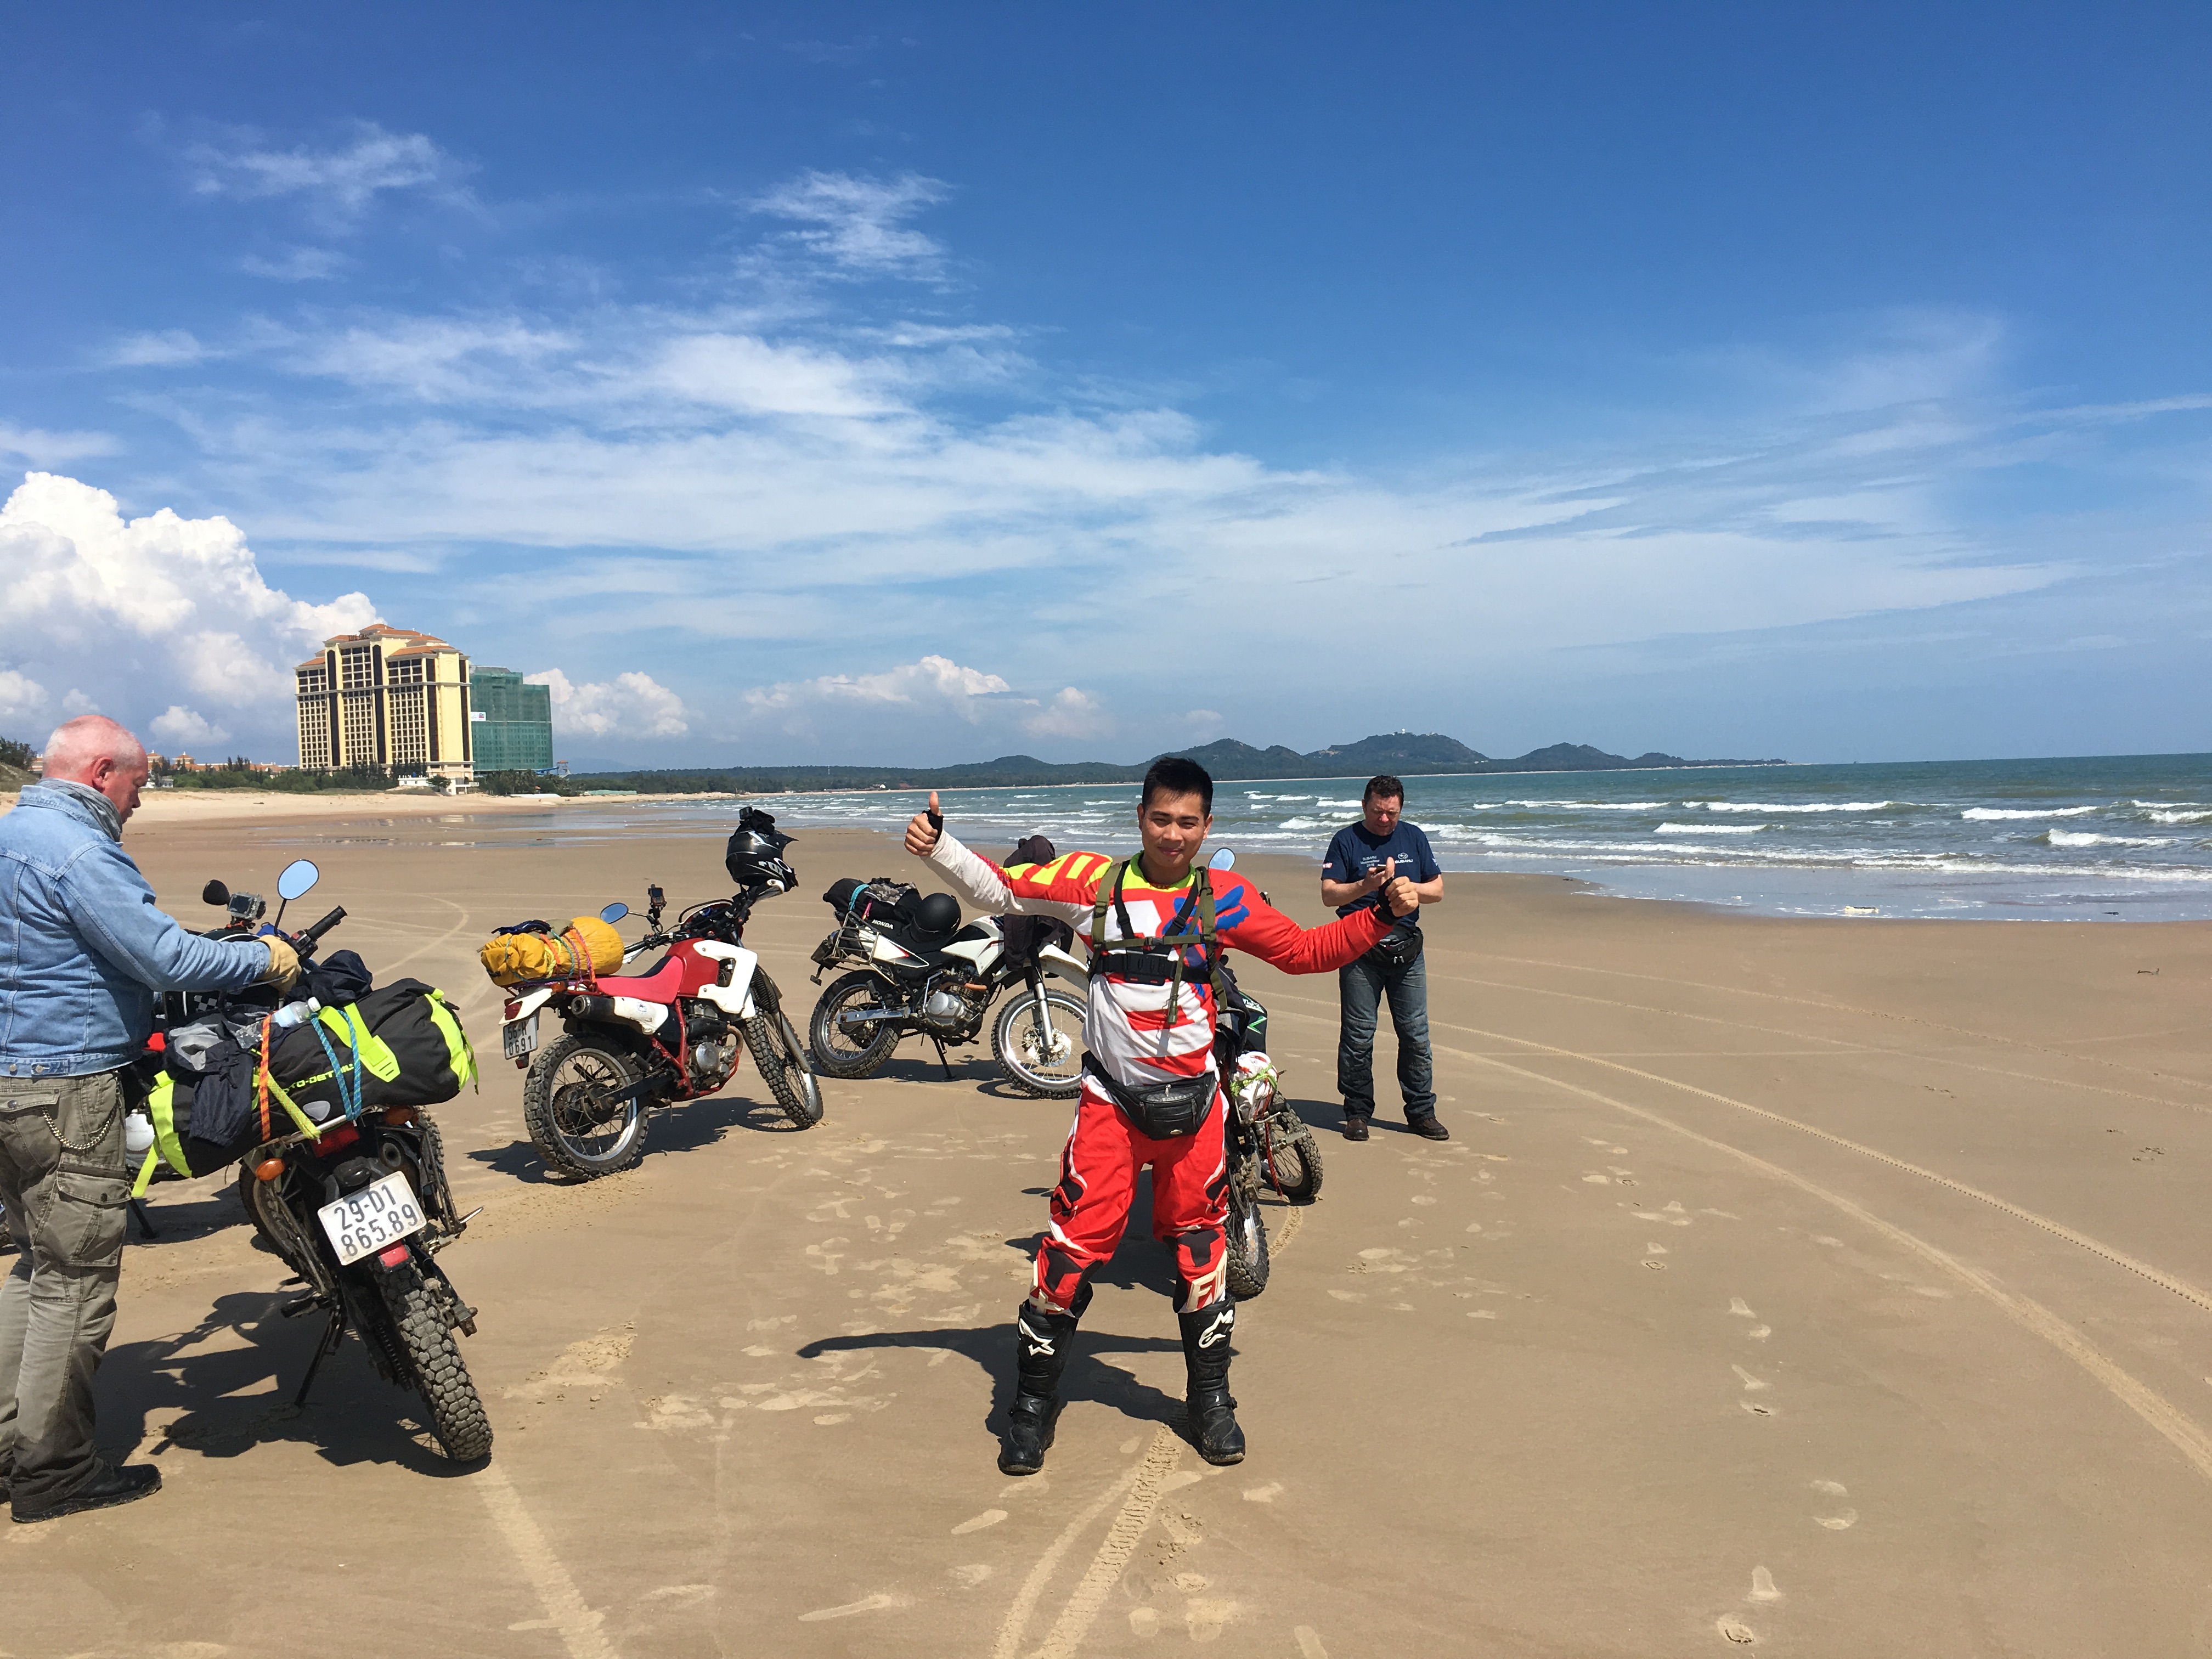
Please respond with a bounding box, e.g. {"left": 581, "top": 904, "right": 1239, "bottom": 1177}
{"left": 505, "top": 986, "right": 555, "bottom": 1022}
{"left": 1037, "top": 940, "right": 1090, "bottom": 991}
{"left": 693, "top": 941, "right": 760, "bottom": 1019}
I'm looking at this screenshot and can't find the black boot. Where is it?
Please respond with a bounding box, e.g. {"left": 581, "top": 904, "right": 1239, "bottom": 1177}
{"left": 1178, "top": 1297, "right": 1246, "bottom": 1465}
{"left": 1000, "top": 1284, "right": 1089, "bottom": 1475}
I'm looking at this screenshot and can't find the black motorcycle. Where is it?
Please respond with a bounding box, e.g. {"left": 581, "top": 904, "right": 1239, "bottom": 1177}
{"left": 148, "top": 859, "right": 492, "bottom": 1462}
{"left": 805, "top": 878, "right": 1088, "bottom": 1096}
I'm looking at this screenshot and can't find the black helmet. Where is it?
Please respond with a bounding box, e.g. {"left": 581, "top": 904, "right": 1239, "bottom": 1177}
{"left": 913, "top": 891, "right": 961, "bottom": 935}
{"left": 726, "top": 806, "right": 795, "bottom": 890}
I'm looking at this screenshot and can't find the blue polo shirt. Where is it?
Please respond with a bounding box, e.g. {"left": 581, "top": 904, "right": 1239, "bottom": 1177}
{"left": 1322, "top": 819, "right": 1441, "bottom": 928}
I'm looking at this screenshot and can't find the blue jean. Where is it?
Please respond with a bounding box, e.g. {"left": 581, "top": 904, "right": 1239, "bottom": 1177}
{"left": 1337, "top": 951, "right": 1436, "bottom": 1120}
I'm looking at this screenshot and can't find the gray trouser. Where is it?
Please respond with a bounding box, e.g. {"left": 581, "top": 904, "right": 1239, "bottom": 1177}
{"left": 0, "top": 1070, "right": 129, "bottom": 1509}
{"left": 1338, "top": 951, "right": 1437, "bottom": 1120}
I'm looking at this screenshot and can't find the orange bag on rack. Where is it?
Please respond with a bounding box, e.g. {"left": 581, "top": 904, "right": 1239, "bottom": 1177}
{"left": 478, "top": 916, "right": 625, "bottom": 987}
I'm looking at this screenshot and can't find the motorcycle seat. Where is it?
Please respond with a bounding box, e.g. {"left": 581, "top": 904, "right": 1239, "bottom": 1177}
{"left": 594, "top": 955, "right": 685, "bottom": 998}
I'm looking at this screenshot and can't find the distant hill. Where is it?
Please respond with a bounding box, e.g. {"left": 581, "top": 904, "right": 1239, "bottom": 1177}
{"left": 563, "top": 732, "right": 1784, "bottom": 794}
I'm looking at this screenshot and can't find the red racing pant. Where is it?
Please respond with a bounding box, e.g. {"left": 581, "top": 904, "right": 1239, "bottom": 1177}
{"left": 1032, "top": 1085, "right": 1231, "bottom": 1314}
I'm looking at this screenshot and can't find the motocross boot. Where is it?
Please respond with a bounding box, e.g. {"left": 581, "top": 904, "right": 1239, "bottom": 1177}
{"left": 1178, "top": 1296, "right": 1246, "bottom": 1465}
{"left": 1000, "top": 1283, "right": 1091, "bottom": 1476}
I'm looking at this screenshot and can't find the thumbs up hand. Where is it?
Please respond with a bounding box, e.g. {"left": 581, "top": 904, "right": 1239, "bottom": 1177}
{"left": 905, "top": 790, "right": 944, "bottom": 856}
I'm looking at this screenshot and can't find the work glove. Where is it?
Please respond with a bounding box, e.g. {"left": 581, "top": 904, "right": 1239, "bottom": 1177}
{"left": 262, "top": 935, "right": 302, "bottom": 993}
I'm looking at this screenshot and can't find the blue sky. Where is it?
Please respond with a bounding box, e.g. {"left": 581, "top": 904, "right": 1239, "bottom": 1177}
{"left": 1, "top": 3, "right": 2207, "bottom": 768}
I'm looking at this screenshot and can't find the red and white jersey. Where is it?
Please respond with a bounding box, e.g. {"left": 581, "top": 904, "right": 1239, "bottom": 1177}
{"left": 926, "top": 831, "right": 1389, "bottom": 1094}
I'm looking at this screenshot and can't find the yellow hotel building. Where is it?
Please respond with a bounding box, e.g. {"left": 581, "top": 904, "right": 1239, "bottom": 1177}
{"left": 295, "top": 624, "right": 475, "bottom": 781}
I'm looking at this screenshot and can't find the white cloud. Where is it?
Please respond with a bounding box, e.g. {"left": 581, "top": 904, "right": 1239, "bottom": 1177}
{"left": 241, "top": 246, "right": 348, "bottom": 281}
{"left": 0, "top": 425, "right": 120, "bottom": 465}
{"left": 526, "top": 668, "right": 689, "bottom": 738}
{"left": 751, "top": 171, "right": 950, "bottom": 277}
{"left": 104, "top": 330, "right": 213, "bottom": 368}
{"left": 1023, "top": 687, "right": 1106, "bottom": 740}
{"left": 182, "top": 121, "right": 469, "bottom": 228}
{"left": 0, "top": 669, "right": 48, "bottom": 726}
{"left": 746, "top": 656, "right": 1013, "bottom": 723}
{"left": 149, "top": 705, "right": 230, "bottom": 748}
{"left": 0, "top": 472, "right": 376, "bottom": 755}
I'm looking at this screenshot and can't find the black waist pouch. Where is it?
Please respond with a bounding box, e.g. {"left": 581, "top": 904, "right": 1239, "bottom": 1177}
{"left": 1081, "top": 1053, "right": 1217, "bottom": 1139}
{"left": 1365, "top": 922, "right": 1424, "bottom": 969}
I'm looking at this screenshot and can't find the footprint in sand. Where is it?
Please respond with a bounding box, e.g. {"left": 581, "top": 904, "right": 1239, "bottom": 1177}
{"left": 1717, "top": 1615, "right": 1758, "bottom": 1644}
{"left": 1747, "top": 1567, "right": 1781, "bottom": 1602}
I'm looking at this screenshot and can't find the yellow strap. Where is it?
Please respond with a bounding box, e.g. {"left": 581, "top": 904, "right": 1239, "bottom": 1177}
{"left": 131, "top": 1146, "right": 160, "bottom": 1199}
{"left": 317, "top": 1003, "right": 400, "bottom": 1082}
{"left": 425, "top": 990, "right": 478, "bottom": 1092}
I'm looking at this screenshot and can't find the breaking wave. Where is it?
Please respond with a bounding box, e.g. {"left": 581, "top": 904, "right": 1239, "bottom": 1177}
{"left": 1960, "top": 805, "right": 2101, "bottom": 820}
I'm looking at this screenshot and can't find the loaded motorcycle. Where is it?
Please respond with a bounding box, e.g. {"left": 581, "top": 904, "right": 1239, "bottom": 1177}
{"left": 805, "top": 874, "right": 1089, "bottom": 1096}
{"left": 142, "top": 859, "right": 492, "bottom": 1462}
{"left": 504, "top": 808, "right": 823, "bottom": 1177}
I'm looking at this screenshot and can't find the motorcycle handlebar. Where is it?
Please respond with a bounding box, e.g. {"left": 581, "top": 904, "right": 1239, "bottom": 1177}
{"left": 297, "top": 906, "right": 347, "bottom": 946}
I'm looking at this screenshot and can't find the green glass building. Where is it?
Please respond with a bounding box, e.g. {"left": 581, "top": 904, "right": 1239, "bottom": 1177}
{"left": 469, "top": 667, "right": 555, "bottom": 772}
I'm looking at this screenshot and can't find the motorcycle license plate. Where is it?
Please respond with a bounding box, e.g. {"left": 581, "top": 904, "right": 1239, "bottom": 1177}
{"left": 502, "top": 1011, "right": 540, "bottom": 1059}
{"left": 317, "top": 1172, "right": 427, "bottom": 1266}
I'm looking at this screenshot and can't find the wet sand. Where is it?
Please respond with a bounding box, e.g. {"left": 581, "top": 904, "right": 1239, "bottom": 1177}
{"left": 7, "top": 804, "right": 2212, "bottom": 1656}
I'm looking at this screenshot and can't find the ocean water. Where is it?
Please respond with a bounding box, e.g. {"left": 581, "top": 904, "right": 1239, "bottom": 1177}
{"left": 561, "top": 753, "right": 2212, "bottom": 922}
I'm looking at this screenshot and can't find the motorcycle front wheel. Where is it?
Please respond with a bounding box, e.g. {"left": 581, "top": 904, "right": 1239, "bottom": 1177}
{"left": 378, "top": 1265, "right": 493, "bottom": 1461}
{"left": 991, "top": 986, "right": 1085, "bottom": 1098}
{"left": 1224, "top": 1175, "right": 1271, "bottom": 1300}
{"left": 744, "top": 1005, "right": 825, "bottom": 1128}
{"left": 522, "top": 1033, "right": 649, "bottom": 1177}
{"left": 1261, "top": 1113, "right": 1324, "bottom": 1203}
{"left": 808, "top": 970, "right": 904, "bottom": 1079}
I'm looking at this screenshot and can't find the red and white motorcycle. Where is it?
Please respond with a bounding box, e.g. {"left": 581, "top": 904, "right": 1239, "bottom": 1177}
{"left": 503, "top": 811, "right": 823, "bottom": 1177}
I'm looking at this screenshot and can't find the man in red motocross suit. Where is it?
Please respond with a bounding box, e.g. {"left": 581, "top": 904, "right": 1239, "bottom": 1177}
{"left": 905, "top": 756, "right": 1417, "bottom": 1472}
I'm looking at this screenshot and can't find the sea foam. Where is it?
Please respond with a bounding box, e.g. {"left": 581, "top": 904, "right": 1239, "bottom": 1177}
{"left": 1961, "top": 805, "right": 2100, "bottom": 820}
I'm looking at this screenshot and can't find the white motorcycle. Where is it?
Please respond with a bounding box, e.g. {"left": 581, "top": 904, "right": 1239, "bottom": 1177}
{"left": 805, "top": 877, "right": 1090, "bottom": 1097}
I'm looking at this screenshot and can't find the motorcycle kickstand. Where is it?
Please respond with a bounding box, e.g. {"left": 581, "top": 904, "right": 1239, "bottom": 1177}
{"left": 292, "top": 1309, "right": 345, "bottom": 1408}
{"left": 932, "top": 1037, "right": 953, "bottom": 1079}
{"left": 128, "top": 1198, "right": 159, "bottom": 1240}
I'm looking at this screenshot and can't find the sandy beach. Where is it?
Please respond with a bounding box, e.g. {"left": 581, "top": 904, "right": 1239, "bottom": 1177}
{"left": 7, "top": 799, "right": 2212, "bottom": 1656}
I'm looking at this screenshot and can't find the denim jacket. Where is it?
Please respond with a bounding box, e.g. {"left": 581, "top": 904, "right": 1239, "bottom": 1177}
{"left": 0, "top": 783, "right": 273, "bottom": 1076}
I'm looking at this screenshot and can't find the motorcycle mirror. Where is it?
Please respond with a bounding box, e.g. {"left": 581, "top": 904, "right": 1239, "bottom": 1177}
{"left": 276, "top": 860, "right": 321, "bottom": 901}
{"left": 600, "top": 902, "right": 630, "bottom": 924}
{"left": 201, "top": 879, "right": 231, "bottom": 907}
{"left": 1207, "top": 847, "right": 1237, "bottom": 871}
{"left": 646, "top": 884, "right": 664, "bottom": 908}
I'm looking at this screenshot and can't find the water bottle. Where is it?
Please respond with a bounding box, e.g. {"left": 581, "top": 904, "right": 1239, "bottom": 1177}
{"left": 272, "top": 997, "right": 322, "bottom": 1030}
{"left": 123, "top": 1111, "right": 154, "bottom": 1155}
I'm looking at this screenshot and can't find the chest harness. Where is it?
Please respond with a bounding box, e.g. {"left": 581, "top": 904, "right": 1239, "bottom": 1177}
{"left": 1088, "top": 859, "right": 1224, "bottom": 1029}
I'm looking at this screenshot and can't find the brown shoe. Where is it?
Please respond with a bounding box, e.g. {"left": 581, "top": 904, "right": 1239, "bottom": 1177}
{"left": 1342, "top": 1114, "right": 1370, "bottom": 1142}
{"left": 1408, "top": 1116, "right": 1450, "bottom": 1141}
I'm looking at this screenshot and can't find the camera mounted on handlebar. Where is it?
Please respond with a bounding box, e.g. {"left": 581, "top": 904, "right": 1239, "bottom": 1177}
{"left": 203, "top": 879, "right": 266, "bottom": 927}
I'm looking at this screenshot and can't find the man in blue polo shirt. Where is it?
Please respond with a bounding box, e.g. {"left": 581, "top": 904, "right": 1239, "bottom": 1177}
{"left": 1321, "top": 775, "right": 1445, "bottom": 1142}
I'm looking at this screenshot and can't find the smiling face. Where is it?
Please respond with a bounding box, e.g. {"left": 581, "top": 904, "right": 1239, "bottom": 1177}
{"left": 1138, "top": 788, "right": 1212, "bottom": 885}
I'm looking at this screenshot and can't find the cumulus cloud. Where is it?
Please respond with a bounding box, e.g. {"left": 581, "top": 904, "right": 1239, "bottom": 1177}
{"left": 182, "top": 121, "right": 469, "bottom": 229}
{"left": 526, "top": 668, "right": 689, "bottom": 738}
{"left": 1023, "top": 687, "right": 1106, "bottom": 740}
{"left": 0, "top": 669, "right": 48, "bottom": 726}
{"left": 746, "top": 656, "right": 1013, "bottom": 720}
{"left": 751, "top": 171, "right": 950, "bottom": 277}
{"left": 0, "top": 472, "right": 376, "bottom": 754}
{"left": 149, "top": 705, "right": 230, "bottom": 748}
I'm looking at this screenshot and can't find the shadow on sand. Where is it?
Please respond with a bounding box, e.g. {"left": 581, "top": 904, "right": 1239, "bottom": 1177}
{"left": 103, "top": 1291, "right": 477, "bottom": 1477}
